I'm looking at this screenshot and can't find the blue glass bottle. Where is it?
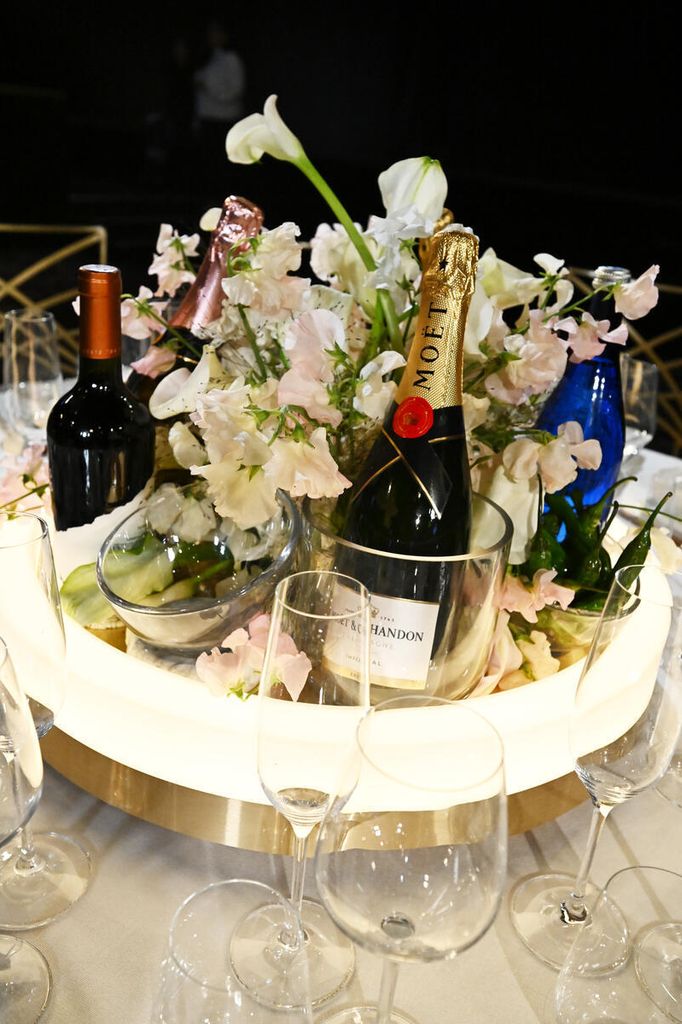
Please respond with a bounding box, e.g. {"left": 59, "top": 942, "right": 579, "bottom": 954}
{"left": 535, "top": 266, "right": 630, "bottom": 509}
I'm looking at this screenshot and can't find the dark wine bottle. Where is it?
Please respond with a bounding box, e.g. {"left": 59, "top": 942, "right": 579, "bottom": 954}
{"left": 333, "top": 228, "right": 478, "bottom": 695}
{"left": 535, "top": 265, "right": 630, "bottom": 511}
{"left": 47, "top": 265, "right": 155, "bottom": 530}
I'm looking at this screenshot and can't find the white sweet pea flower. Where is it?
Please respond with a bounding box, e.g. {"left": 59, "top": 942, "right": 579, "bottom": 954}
{"left": 196, "top": 460, "right": 279, "bottom": 530}
{"left": 226, "top": 94, "right": 305, "bottom": 165}
{"left": 199, "top": 207, "right": 222, "bottom": 231}
{"left": 266, "top": 429, "right": 351, "bottom": 499}
{"left": 353, "top": 350, "right": 406, "bottom": 420}
{"left": 614, "top": 265, "right": 660, "bottom": 320}
{"left": 168, "top": 422, "right": 208, "bottom": 469}
{"left": 378, "top": 157, "right": 448, "bottom": 226}
{"left": 462, "top": 393, "right": 491, "bottom": 433}
{"left": 222, "top": 222, "right": 309, "bottom": 318}
{"left": 120, "top": 286, "right": 166, "bottom": 341}
{"left": 534, "top": 253, "right": 566, "bottom": 276}
{"left": 478, "top": 248, "right": 544, "bottom": 309}
{"left": 148, "top": 224, "right": 200, "bottom": 297}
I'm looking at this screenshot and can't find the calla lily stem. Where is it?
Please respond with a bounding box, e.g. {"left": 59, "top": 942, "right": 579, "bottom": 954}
{"left": 296, "top": 155, "right": 403, "bottom": 352}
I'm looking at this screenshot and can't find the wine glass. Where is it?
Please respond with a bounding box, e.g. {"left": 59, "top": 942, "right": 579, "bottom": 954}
{"left": 230, "top": 570, "right": 371, "bottom": 1010}
{"left": 152, "top": 879, "right": 312, "bottom": 1023}
{"left": 1, "top": 637, "right": 52, "bottom": 1022}
{"left": 621, "top": 353, "right": 659, "bottom": 461}
{"left": 510, "top": 564, "right": 682, "bottom": 970}
{"left": 555, "top": 866, "right": 682, "bottom": 1023}
{"left": 0, "top": 510, "right": 92, "bottom": 929}
{"left": 2, "top": 309, "right": 63, "bottom": 443}
{"left": 315, "top": 695, "right": 507, "bottom": 1024}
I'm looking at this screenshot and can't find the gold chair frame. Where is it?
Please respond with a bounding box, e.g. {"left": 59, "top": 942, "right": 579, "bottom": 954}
{"left": 0, "top": 223, "right": 108, "bottom": 375}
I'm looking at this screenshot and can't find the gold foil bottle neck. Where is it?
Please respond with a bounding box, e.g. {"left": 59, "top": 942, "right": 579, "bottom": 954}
{"left": 396, "top": 228, "right": 479, "bottom": 410}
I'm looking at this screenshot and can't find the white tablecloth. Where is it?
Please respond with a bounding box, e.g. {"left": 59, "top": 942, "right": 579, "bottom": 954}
{"left": 21, "top": 764, "right": 682, "bottom": 1023}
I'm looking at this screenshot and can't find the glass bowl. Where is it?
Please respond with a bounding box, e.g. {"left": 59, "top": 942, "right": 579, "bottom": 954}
{"left": 96, "top": 489, "right": 300, "bottom": 653}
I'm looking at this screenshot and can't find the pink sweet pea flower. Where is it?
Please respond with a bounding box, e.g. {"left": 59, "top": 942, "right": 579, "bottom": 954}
{"left": 130, "top": 345, "right": 177, "bottom": 379}
{"left": 195, "top": 613, "right": 312, "bottom": 700}
{"left": 614, "top": 265, "right": 660, "bottom": 320}
{"left": 499, "top": 569, "right": 575, "bottom": 623}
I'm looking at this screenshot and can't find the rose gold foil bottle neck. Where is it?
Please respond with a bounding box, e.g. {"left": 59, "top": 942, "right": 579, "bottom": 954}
{"left": 171, "top": 196, "right": 264, "bottom": 333}
{"left": 79, "top": 264, "right": 122, "bottom": 360}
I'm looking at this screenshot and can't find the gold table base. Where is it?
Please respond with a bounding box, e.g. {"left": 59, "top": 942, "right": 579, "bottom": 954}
{"left": 42, "top": 728, "right": 587, "bottom": 852}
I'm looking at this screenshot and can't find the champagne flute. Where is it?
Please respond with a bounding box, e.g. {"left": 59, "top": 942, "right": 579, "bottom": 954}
{"left": 1, "top": 637, "right": 51, "bottom": 1022}
{"left": 315, "top": 696, "right": 507, "bottom": 1024}
{"left": 0, "top": 510, "right": 91, "bottom": 929}
{"left": 230, "top": 570, "right": 371, "bottom": 1010}
{"left": 2, "top": 309, "right": 63, "bottom": 443}
{"left": 510, "top": 564, "right": 682, "bottom": 970}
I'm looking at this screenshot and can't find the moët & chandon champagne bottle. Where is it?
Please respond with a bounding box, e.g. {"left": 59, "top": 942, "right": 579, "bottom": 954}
{"left": 333, "top": 227, "right": 478, "bottom": 695}
{"left": 47, "top": 265, "right": 154, "bottom": 530}
{"left": 343, "top": 226, "right": 477, "bottom": 554}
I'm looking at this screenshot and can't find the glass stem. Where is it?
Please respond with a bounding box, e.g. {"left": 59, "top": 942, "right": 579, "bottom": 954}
{"left": 14, "top": 825, "right": 46, "bottom": 876}
{"left": 377, "top": 958, "right": 400, "bottom": 1024}
{"left": 289, "top": 832, "right": 309, "bottom": 914}
{"left": 561, "top": 802, "right": 610, "bottom": 923}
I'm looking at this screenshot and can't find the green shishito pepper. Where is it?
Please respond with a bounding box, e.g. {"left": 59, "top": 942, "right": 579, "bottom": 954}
{"left": 612, "top": 491, "right": 673, "bottom": 588}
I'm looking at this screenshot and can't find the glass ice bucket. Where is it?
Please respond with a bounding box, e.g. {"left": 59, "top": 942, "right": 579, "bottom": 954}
{"left": 301, "top": 494, "right": 512, "bottom": 702}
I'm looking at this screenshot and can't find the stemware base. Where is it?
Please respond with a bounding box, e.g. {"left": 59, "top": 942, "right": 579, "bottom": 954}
{"left": 510, "top": 872, "right": 601, "bottom": 970}
{"left": 230, "top": 897, "right": 354, "bottom": 1009}
{"left": 0, "top": 832, "right": 91, "bottom": 930}
{"left": 320, "top": 1007, "right": 418, "bottom": 1024}
{"left": 634, "top": 921, "right": 682, "bottom": 1022}
{"left": 0, "top": 935, "right": 51, "bottom": 1023}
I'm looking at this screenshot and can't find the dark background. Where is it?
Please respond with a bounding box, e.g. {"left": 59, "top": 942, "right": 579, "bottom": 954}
{"left": 2, "top": 6, "right": 678, "bottom": 285}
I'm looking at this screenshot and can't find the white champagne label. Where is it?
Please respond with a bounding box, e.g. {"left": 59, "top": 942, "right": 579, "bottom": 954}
{"left": 324, "top": 587, "right": 439, "bottom": 691}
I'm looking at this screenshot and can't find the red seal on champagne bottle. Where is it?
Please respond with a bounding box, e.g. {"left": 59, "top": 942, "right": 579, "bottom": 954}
{"left": 393, "top": 396, "right": 434, "bottom": 439}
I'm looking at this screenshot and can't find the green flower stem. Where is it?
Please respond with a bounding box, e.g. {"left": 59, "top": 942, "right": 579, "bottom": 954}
{"left": 122, "top": 295, "right": 202, "bottom": 359}
{"left": 0, "top": 484, "right": 49, "bottom": 512}
{"left": 237, "top": 305, "right": 268, "bottom": 382}
{"left": 296, "top": 155, "right": 403, "bottom": 351}
{"left": 297, "top": 156, "right": 375, "bottom": 271}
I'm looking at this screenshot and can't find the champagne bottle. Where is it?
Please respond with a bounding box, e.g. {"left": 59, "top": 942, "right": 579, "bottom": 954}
{"left": 343, "top": 226, "right": 477, "bottom": 554}
{"left": 331, "top": 228, "right": 478, "bottom": 695}
{"left": 47, "top": 265, "right": 154, "bottom": 530}
{"left": 126, "top": 195, "right": 264, "bottom": 404}
{"left": 535, "top": 265, "right": 630, "bottom": 510}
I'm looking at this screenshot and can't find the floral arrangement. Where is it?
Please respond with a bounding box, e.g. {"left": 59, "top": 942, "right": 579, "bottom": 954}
{"left": 94, "top": 95, "right": 679, "bottom": 695}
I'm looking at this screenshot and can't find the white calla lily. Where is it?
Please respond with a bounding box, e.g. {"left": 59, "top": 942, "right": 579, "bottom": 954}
{"left": 226, "top": 94, "right": 305, "bottom": 165}
{"left": 149, "top": 347, "right": 230, "bottom": 420}
{"left": 378, "top": 157, "right": 448, "bottom": 223}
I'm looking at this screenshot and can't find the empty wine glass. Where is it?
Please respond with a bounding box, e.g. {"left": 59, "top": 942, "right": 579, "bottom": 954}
{"left": 621, "top": 353, "right": 659, "bottom": 461}
{"left": 152, "top": 879, "right": 312, "bottom": 1023}
{"left": 1, "top": 637, "right": 51, "bottom": 1022}
{"left": 510, "top": 564, "right": 682, "bottom": 970}
{"left": 229, "top": 570, "right": 371, "bottom": 1010}
{"left": 555, "top": 866, "right": 682, "bottom": 1024}
{"left": 2, "top": 310, "right": 63, "bottom": 442}
{"left": 0, "top": 510, "right": 91, "bottom": 929}
{"left": 315, "top": 696, "right": 507, "bottom": 1024}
